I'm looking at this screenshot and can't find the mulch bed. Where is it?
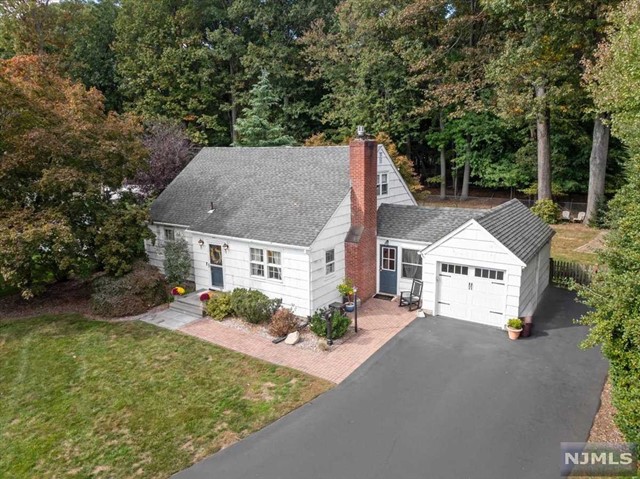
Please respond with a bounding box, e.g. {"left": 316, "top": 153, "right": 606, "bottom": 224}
{"left": 212, "top": 315, "right": 356, "bottom": 353}
{"left": 0, "top": 279, "right": 94, "bottom": 320}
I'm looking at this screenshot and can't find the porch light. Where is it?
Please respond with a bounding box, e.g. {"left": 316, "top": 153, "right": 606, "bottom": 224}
{"left": 223, "top": 243, "right": 229, "bottom": 252}
{"left": 198, "top": 239, "right": 205, "bottom": 248}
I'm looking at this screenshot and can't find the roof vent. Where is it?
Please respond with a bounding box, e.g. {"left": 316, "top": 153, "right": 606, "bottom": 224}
{"left": 356, "top": 125, "right": 366, "bottom": 138}
{"left": 208, "top": 201, "right": 215, "bottom": 214}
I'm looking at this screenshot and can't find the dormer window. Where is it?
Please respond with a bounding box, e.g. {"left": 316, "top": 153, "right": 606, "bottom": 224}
{"left": 377, "top": 173, "right": 388, "bottom": 196}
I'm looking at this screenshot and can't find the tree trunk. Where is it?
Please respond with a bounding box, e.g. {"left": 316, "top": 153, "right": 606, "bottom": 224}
{"left": 461, "top": 139, "right": 471, "bottom": 200}
{"left": 439, "top": 112, "right": 446, "bottom": 199}
{"left": 585, "top": 114, "right": 610, "bottom": 224}
{"left": 535, "top": 84, "right": 552, "bottom": 200}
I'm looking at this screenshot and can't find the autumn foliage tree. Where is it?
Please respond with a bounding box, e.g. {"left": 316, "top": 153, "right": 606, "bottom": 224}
{"left": 0, "top": 56, "right": 148, "bottom": 298}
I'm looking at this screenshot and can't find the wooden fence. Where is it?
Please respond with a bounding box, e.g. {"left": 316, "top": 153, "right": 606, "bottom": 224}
{"left": 550, "top": 259, "right": 597, "bottom": 286}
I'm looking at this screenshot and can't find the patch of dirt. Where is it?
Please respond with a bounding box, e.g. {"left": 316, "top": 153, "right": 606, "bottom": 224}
{"left": 0, "top": 279, "right": 93, "bottom": 319}
{"left": 0, "top": 277, "right": 169, "bottom": 322}
{"left": 576, "top": 231, "right": 608, "bottom": 254}
{"left": 586, "top": 378, "right": 625, "bottom": 443}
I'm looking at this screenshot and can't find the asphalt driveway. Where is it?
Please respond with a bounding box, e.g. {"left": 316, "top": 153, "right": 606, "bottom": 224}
{"left": 175, "top": 287, "right": 608, "bottom": 479}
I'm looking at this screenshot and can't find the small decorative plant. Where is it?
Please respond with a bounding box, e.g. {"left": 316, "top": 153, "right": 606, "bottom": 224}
{"left": 199, "top": 291, "right": 212, "bottom": 302}
{"left": 507, "top": 318, "right": 523, "bottom": 330}
{"left": 171, "top": 286, "right": 186, "bottom": 296}
{"left": 506, "top": 318, "right": 523, "bottom": 340}
{"left": 337, "top": 278, "right": 354, "bottom": 302}
{"left": 268, "top": 308, "right": 299, "bottom": 337}
{"left": 205, "top": 292, "right": 232, "bottom": 320}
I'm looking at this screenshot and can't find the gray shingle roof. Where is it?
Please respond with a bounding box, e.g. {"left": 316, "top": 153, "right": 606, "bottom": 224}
{"left": 150, "top": 146, "right": 350, "bottom": 246}
{"left": 377, "top": 199, "right": 554, "bottom": 264}
{"left": 476, "top": 199, "right": 555, "bottom": 264}
{"left": 377, "top": 203, "right": 487, "bottom": 243}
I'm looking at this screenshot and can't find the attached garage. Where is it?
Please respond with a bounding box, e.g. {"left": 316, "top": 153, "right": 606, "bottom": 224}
{"left": 377, "top": 200, "right": 555, "bottom": 328}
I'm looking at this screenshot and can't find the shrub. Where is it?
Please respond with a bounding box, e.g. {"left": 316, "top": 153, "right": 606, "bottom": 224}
{"left": 310, "top": 307, "right": 351, "bottom": 339}
{"left": 531, "top": 199, "right": 561, "bottom": 224}
{"left": 230, "top": 288, "right": 281, "bottom": 324}
{"left": 205, "top": 292, "right": 232, "bottom": 321}
{"left": 163, "top": 236, "right": 191, "bottom": 285}
{"left": 506, "top": 318, "right": 523, "bottom": 330}
{"left": 588, "top": 197, "right": 610, "bottom": 229}
{"left": 91, "top": 261, "right": 167, "bottom": 317}
{"left": 268, "top": 308, "right": 299, "bottom": 337}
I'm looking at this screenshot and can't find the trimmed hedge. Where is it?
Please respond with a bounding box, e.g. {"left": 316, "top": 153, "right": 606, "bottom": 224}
{"left": 91, "top": 262, "right": 167, "bottom": 317}
{"left": 230, "top": 288, "right": 281, "bottom": 324}
{"left": 310, "top": 307, "right": 350, "bottom": 339}
{"left": 205, "top": 292, "right": 232, "bottom": 320}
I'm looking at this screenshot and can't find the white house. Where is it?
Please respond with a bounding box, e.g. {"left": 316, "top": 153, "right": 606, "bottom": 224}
{"left": 146, "top": 134, "right": 554, "bottom": 327}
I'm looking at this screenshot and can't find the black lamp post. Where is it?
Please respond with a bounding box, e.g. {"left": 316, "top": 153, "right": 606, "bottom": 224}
{"left": 353, "top": 287, "right": 358, "bottom": 333}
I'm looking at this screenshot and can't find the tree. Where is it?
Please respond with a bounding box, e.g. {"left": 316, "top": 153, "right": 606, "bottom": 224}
{"left": 578, "top": 0, "right": 640, "bottom": 443}
{"left": 375, "top": 132, "right": 423, "bottom": 193}
{"left": 233, "top": 71, "right": 296, "bottom": 146}
{"left": 132, "top": 121, "right": 198, "bottom": 196}
{"left": 0, "top": 56, "right": 147, "bottom": 298}
{"left": 163, "top": 237, "right": 191, "bottom": 286}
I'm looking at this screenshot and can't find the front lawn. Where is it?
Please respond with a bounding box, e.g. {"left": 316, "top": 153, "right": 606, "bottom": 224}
{"left": 0, "top": 315, "right": 331, "bottom": 478}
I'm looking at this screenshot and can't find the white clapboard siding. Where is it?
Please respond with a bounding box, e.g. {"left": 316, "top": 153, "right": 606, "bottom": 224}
{"left": 308, "top": 193, "right": 351, "bottom": 313}
{"left": 375, "top": 237, "right": 430, "bottom": 296}
{"left": 144, "top": 223, "right": 195, "bottom": 281}
{"left": 519, "top": 240, "right": 552, "bottom": 317}
{"left": 189, "top": 232, "right": 313, "bottom": 317}
{"left": 377, "top": 146, "right": 417, "bottom": 207}
{"left": 421, "top": 221, "right": 524, "bottom": 319}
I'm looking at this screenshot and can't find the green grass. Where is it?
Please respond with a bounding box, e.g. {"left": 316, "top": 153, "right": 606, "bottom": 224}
{"left": 0, "top": 315, "right": 331, "bottom": 478}
{"left": 551, "top": 223, "right": 603, "bottom": 265}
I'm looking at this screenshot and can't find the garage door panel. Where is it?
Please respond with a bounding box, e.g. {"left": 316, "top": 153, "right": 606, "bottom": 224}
{"left": 437, "top": 263, "right": 506, "bottom": 327}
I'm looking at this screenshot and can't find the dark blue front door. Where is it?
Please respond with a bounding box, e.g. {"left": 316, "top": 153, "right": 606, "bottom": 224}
{"left": 209, "top": 244, "right": 224, "bottom": 288}
{"left": 379, "top": 245, "right": 397, "bottom": 294}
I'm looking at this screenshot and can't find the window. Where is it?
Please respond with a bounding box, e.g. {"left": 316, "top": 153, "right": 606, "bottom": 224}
{"left": 164, "top": 228, "right": 175, "bottom": 241}
{"left": 325, "top": 249, "right": 335, "bottom": 275}
{"left": 381, "top": 246, "right": 396, "bottom": 271}
{"left": 475, "top": 268, "right": 504, "bottom": 281}
{"left": 401, "top": 249, "right": 422, "bottom": 279}
{"left": 376, "top": 173, "right": 388, "bottom": 196}
{"left": 440, "top": 263, "right": 469, "bottom": 275}
{"left": 267, "top": 250, "right": 282, "bottom": 280}
{"left": 250, "top": 248, "right": 264, "bottom": 277}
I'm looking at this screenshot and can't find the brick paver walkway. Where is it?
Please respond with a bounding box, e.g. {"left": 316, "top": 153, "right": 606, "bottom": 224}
{"left": 179, "top": 298, "right": 418, "bottom": 383}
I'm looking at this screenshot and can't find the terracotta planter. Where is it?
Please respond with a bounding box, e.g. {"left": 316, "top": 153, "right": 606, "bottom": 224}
{"left": 507, "top": 327, "right": 523, "bottom": 340}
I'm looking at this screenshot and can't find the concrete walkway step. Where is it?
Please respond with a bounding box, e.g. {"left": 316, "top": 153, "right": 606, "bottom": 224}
{"left": 139, "top": 309, "right": 199, "bottom": 330}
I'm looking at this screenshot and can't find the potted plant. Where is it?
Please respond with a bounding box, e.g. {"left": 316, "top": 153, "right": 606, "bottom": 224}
{"left": 337, "top": 278, "right": 355, "bottom": 312}
{"left": 506, "top": 318, "right": 523, "bottom": 340}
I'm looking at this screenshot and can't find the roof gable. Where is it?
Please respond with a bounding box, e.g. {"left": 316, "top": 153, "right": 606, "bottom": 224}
{"left": 150, "top": 146, "right": 350, "bottom": 246}
{"left": 475, "top": 199, "right": 555, "bottom": 264}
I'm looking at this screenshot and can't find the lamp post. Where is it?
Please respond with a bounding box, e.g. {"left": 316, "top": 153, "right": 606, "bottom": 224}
{"left": 353, "top": 287, "right": 358, "bottom": 333}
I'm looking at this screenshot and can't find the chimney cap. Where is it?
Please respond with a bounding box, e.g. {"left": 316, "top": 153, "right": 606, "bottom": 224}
{"left": 356, "top": 125, "right": 366, "bottom": 138}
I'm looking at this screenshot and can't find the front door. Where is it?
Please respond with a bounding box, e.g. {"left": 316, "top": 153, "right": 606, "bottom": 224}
{"left": 209, "top": 244, "right": 224, "bottom": 288}
{"left": 379, "top": 245, "right": 398, "bottom": 294}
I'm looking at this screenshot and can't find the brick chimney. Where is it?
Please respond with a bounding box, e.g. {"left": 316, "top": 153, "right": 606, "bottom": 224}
{"left": 345, "top": 129, "right": 377, "bottom": 301}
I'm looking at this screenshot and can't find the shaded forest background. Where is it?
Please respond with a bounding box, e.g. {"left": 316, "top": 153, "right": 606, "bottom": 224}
{"left": 0, "top": 0, "right": 628, "bottom": 209}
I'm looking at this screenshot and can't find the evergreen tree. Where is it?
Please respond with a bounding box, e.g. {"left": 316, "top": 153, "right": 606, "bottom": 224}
{"left": 233, "top": 72, "right": 296, "bottom": 147}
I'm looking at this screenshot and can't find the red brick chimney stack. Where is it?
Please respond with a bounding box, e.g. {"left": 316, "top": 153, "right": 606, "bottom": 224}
{"left": 345, "top": 128, "right": 377, "bottom": 301}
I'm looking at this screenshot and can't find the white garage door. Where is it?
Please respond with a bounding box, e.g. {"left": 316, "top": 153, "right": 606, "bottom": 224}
{"left": 436, "top": 263, "right": 507, "bottom": 327}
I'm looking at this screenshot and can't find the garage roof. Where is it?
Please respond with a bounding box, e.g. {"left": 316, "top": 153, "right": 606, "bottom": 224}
{"left": 378, "top": 199, "right": 554, "bottom": 264}
{"left": 475, "top": 199, "right": 555, "bottom": 264}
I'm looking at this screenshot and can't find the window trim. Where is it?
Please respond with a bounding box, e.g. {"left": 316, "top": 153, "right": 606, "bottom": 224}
{"left": 377, "top": 173, "right": 389, "bottom": 196}
{"left": 250, "top": 247, "right": 282, "bottom": 281}
{"left": 325, "top": 249, "right": 335, "bottom": 275}
{"left": 401, "top": 248, "right": 423, "bottom": 280}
